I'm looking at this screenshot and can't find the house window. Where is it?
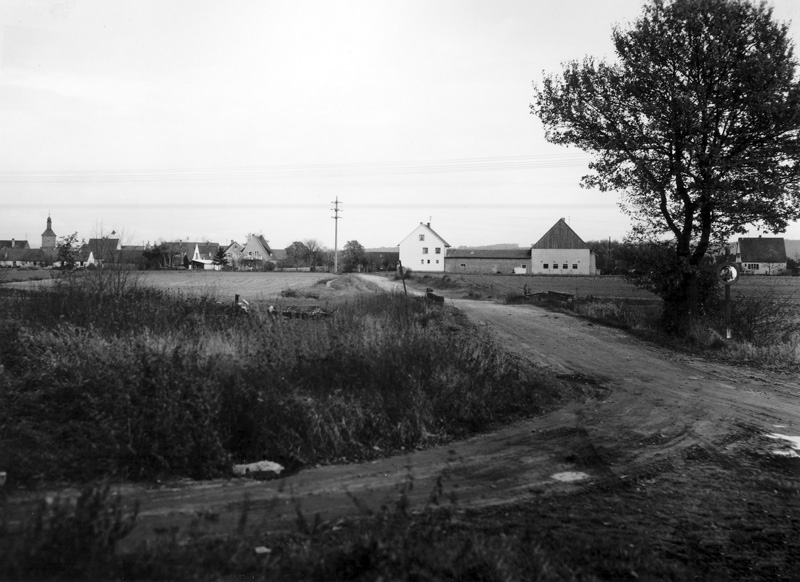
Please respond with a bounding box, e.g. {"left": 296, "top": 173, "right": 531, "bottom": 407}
{"left": 436, "top": 260, "right": 439, "bottom": 264}
{"left": 745, "top": 263, "right": 759, "bottom": 270}
{"left": 572, "top": 264, "right": 578, "bottom": 269}
{"left": 422, "top": 247, "right": 428, "bottom": 254}
{"left": 543, "top": 264, "right": 549, "bottom": 269}
{"left": 421, "top": 260, "right": 424, "bottom": 264}
{"left": 562, "top": 264, "right": 568, "bottom": 270}
{"left": 427, "top": 260, "right": 431, "bottom": 264}
{"left": 435, "top": 247, "right": 441, "bottom": 254}
{"left": 460, "top": 263, "right": 466, "bottom": 267}
{"left": 553, "top": 263, "right": 558, "bottom": 269}
{"left": 419, "top": 234, "right": 425, "bottom": 241}
{"left": 522, "top": 264, "right": 526, "bottom": 269}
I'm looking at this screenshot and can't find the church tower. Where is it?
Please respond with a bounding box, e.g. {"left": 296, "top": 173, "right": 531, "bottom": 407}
{"left": 41, "top": 215, "right": 56, "bottom": 249}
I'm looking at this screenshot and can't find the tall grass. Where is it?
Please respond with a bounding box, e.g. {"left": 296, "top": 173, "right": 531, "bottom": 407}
{"left": 0, "top": 273, "right": 558, "bottom": 486}
{"left": 573, "top": 293, "right": 800, "bottom": 366}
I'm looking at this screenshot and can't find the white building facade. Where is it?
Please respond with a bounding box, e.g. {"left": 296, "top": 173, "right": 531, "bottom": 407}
{"left": 398, "top": 222, "right": 451, "bottom": 272}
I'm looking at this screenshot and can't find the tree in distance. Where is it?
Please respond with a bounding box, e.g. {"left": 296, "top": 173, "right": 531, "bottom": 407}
{"left": 343, "top": 240, "right": 367, "bottom": 272}
{"left": 533, "top": 0, "right": 800, "bottom": 332}
{"left": 285, "top": 241, "right": 310, "bottom": 267}
{"left": 57, "top": 233, "right": 83, "bottom": 270}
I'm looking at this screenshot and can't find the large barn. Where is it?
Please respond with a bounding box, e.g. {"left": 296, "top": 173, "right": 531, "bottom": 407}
{"left": 529, "top": 218, "right": 596, "bottom": 275}
{"left": 442, "top": 219, "right": 596, "bottom": 275}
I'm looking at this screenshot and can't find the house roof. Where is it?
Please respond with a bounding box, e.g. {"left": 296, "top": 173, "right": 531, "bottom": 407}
{"left": 242, "top": 234, "right": 273, "bottom": 259}
{"left": 195, "top": 243, "right": 220, "bottom": 257}
{"left": 398, "top": 223, "right": 451, "bottom": 247}
{"left": 0, "top": 248, "right": 45, "bottom": 262}
{"left": 532, "top": 219, "right": 589, "bottom": 250}
{"left": 0, "top": 240, "right": 30, "bottom": 249}
{"left": 446, "top": 248, "right": 531, "bottom": 260}
{"left": 84, "top": 238, "right": 121, "bottom": 254}
{"left": 738, "top": 237, "right": 787, "bottom": 263}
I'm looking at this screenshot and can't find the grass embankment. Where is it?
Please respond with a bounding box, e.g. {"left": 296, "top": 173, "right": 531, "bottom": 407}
{"left": 0, "top": 272, "right": 557, "bottom": 486}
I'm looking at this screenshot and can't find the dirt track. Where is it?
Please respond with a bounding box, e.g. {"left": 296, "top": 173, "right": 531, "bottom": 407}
{"left": 121, "top": 275, "right": 800, "bottom": 546}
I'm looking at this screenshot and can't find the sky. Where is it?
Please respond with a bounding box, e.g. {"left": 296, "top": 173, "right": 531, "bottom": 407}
{"left": 2, "top": 0, "right": 800, "bottom": 251}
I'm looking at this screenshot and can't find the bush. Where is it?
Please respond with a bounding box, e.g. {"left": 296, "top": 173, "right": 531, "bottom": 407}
{"left": 0, "top": 283, "right": 557, "bottom": 487}
{"left": 0, "top": 484, "right": 138, "bottom": 581}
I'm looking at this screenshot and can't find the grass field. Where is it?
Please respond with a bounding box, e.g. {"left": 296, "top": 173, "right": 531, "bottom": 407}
{"left": 415, "top": 272, "right": 800, "bottom": 305}
{"left": 133, "top": 270, "right": 334, "bottom": 301}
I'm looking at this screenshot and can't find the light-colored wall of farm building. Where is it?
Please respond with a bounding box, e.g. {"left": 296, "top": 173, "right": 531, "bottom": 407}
{"left": 530, "top": 249, "right": 595, "bottom": 275}
{"left": 444, "top": 257, "right": 528, "bottom": 275}
{"left": 398, "top": 223, "right": 448, "bottom": 272}
{"left": 740, "top": 262, "right": 786, "bottom": 275}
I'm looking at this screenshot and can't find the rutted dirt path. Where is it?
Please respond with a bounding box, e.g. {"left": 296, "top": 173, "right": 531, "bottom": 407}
{"left": 120, "top": 275, "right": 800, "bottom": 546}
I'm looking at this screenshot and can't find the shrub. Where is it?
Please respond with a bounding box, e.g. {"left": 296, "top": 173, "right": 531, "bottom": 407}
{"left": 0, "top": 284, "right": 557, "bottom": 487}
{"left": 0, "top": 484, "right": 138, "bottom": 581}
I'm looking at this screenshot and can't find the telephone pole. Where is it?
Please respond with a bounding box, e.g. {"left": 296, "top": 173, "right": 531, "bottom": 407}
{"left": 331, "top": 197, "right": 342, "bottom": 274}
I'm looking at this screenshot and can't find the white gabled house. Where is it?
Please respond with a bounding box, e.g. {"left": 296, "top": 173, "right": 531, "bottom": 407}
{"left": 398, "top": 222, "right": 451, "bottom": 272}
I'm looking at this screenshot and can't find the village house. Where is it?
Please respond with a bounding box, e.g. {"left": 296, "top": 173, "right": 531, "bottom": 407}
{"left": 240, "top": 234, "right": 274, "bottom": 270}
{"left": 223, "top": 240, "right": 244, "bottom": 269}
{"left": 735, "top": 237, "right": 787, "bottom": 275}
{"left": 398, "top": 222, "right": 451, "bottom": 272}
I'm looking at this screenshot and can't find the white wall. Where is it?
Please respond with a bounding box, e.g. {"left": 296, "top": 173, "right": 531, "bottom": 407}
{"left": 398, "top": 224, "right": 447, "bottom": 272}
{"left": 530, "top": 249, "right": 595, "bottom": 275}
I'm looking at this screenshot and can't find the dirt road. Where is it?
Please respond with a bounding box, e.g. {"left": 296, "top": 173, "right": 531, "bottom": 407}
{"left": 121, "top": 276, "right": 800, "bottom": 546}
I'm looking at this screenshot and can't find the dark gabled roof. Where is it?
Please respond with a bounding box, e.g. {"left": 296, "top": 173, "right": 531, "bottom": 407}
{"left": 0, "top": 239, "right": 30, "bottom": 249}
{"left": 0, "top": 248, "right": 45, "bottom": 262}
{"left": 738, "top": 237, "right": 787, "bottom": 263}
{"left": 532, "top": 219, "right": 589, "bottom": 250}
{"left": 254, "top": 235, "right": 272, "bottom": 255}
{"left": 446, "top": 248, "right": 531, "bottom": 260}
{"left": 84, "top": 238, "right": 121, "bottom": 255}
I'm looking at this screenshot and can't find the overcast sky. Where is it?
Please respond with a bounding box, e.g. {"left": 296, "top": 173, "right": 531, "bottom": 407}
{"left": 2, "top": 0, "right": 800, "bottom": 250}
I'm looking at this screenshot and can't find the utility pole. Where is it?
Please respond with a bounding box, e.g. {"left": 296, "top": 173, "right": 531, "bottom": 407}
{"left": 331, "top": 197, "right": 342, "bottom": 274}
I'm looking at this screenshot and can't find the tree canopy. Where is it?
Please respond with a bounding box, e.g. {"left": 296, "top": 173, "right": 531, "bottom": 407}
{"left": 533, "top": 0, "right": 800, "bottom": 326}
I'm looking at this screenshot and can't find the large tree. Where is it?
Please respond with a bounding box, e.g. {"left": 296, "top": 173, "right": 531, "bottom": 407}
{"left": 533, "top": 0, "right": 800, "bottom": 329}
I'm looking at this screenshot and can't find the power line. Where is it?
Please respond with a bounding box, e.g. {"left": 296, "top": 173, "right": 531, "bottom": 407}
{"left": 0, "top": 154, "right": 593, "bottom": 184}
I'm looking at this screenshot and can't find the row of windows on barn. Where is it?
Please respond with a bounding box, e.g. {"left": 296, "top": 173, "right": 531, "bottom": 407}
{"left": 544, "top": 263, "right": 580, "bottom": 270}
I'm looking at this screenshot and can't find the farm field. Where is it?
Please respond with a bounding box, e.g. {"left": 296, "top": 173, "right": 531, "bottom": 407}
{"left": 0, "top": 269, "right": 336, "bottom": 302}
{"left": 415, "top": 273, "right": 800, "bottom": 305}
{"left": 134, "top": 270, "right": 333, "bottom": 301}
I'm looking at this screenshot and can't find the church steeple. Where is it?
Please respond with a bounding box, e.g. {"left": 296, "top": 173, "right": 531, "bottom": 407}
{"left": 41, "top": 214, "right": 56, "bottom": 249}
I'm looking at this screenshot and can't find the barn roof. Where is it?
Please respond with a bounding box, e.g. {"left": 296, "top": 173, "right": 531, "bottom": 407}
{"left": 738, "top": 237, "right": 786, "bottom": 263}
{"left": 446, "top": 248, "right": 531, "bottom": 259}
{"left": 532, "top": 219, "right": 589, "bottom": 250}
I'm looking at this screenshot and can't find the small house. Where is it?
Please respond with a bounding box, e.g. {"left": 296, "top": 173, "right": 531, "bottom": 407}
{"left": 735, "top": 237, "right": 787, "bottom": 275}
